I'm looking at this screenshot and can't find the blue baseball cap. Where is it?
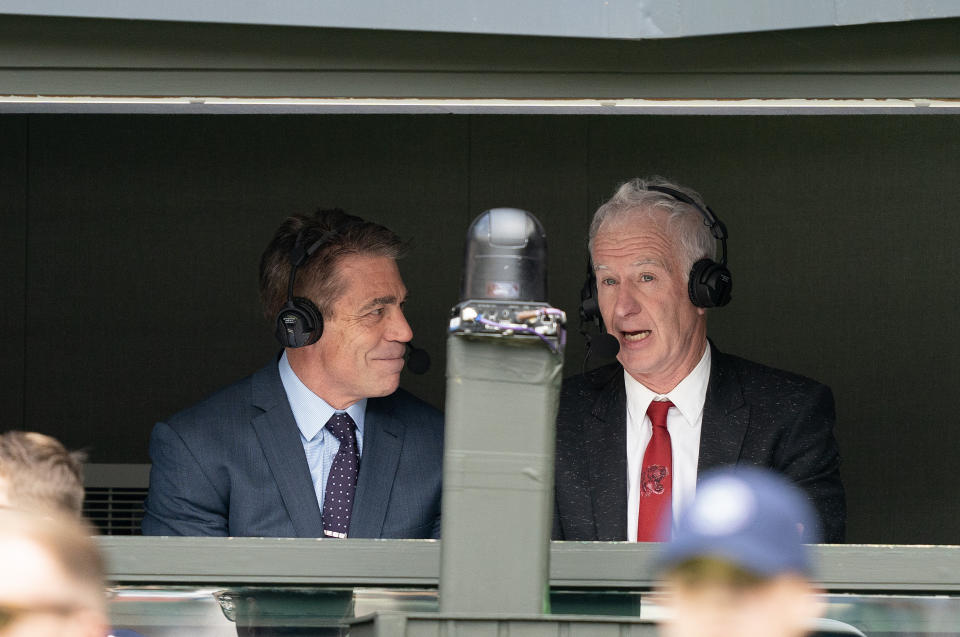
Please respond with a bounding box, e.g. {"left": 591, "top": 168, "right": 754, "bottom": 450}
{"left": 656, "top": 467, "right": 822, "bottom": 578}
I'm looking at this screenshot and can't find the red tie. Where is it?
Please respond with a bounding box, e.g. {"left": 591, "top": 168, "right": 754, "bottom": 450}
{"left": 636, "top": 400, "right": 674, "bottom": 542}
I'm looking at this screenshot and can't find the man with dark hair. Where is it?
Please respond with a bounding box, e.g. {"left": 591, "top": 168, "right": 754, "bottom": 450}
{"left": 0, "top": 508, "right": 109, "bottom": 637}
{"left": 554, "top": 177, "right": 845, "bottom": 543}
{"left": 143, "top": 209, "right": 443, "bottom": 538}
{"left": 0, "top": 431, "right": 86, "bottom": 516}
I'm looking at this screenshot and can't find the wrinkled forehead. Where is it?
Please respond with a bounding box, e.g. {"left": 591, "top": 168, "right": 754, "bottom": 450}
{"left": 591, "top": 209, "right": 682, "bottom": 262}
{"left": 593, "top": 203, "right": 674, "bottom": 242}
{"left": 330, "top": 254, "right": 408, "bottom": 309}
{"left": 599, "top": 200, "right": 692, "bottom": 232}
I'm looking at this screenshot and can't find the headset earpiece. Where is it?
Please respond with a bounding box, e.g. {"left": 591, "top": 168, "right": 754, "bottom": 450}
{"left": 274, "top": 224, "right": 344, "bottom": 349}
{"left": 688, "top": 258, "right": 732, "bottom": 308}
{"left": 579, "top": 261, "right": 602, "bottom": 330}
{"left": 275, "top": 296, "right": 324, "bottom": 348}
{"left": 646, "top": 184, "right": 732, "bottom": 309}
{"left": 578, "top": 258, "right": 621, "bottom": 370}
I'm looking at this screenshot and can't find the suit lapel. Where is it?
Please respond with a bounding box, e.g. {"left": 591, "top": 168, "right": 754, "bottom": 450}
{"left": 586, "top": 374, "right": 629, "bottom": 541}
{"left": 249, "top": 364, "right": 325, "bottom": 537}
{"left": 349, "top": 397, "right": 404, "bottom": 538}
{"left": 697, "top": 345, "right": 750, "bottom": 475}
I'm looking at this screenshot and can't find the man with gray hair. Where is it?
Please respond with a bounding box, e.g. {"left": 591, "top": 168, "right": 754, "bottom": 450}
{"left": 553, "top": 177, "right": 845, "bottom": 543}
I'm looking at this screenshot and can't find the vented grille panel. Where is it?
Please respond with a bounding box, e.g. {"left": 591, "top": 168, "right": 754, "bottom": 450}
{"left": 83, "top": 487, "right": 147, "bottom": 535}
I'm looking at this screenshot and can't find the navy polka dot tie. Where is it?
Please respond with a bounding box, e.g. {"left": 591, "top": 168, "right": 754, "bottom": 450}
{"left": 322, "top": 412, "right": 359, "bottom": 538}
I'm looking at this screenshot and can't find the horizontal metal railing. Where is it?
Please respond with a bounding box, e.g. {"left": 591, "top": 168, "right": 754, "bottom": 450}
{"left": 98, "top": 538, "right": 960, "bottom": 593}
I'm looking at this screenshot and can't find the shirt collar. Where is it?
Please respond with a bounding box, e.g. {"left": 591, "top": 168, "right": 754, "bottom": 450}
{"left": 278, "top": 351, "right": 366, "bottom": 441}
{"left": 623, "top": 344, "right": 711, "bottom": 427}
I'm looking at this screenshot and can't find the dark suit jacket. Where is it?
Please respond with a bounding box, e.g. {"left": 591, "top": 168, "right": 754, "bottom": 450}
{"left": 553, "top": 343, "right": 846, "bottom": 542}
{"left": 142, "top": 362, "right": 443, "bottom": 538}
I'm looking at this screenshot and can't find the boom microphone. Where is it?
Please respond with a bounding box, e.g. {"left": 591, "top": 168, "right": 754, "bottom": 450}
{"left": 590, "top": 333, "right": 620, "bottom": 359}
{"left": 405, "top": 343, "right": 431, "bottom": 375}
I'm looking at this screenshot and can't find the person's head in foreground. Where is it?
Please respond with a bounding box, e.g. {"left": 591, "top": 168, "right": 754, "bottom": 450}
{"left": 656, "top": 467, "right": 822, "bottom": 637}
{"left": 0, "top": 508, "right": 108, "bottom": 637}
{"left": 0, "top": 430, "right": 86, "bottom": 516}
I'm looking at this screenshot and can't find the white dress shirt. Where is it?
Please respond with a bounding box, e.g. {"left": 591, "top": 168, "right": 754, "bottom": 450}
{"left": 625, "top": 345, "right": 711, "bottom": 541}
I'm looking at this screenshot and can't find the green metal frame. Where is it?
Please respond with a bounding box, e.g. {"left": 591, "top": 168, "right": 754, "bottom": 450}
{"left": 99, "top": 538, "right": 960, "bottom": 592}
{"left": 2, "top": 14, "right": 960, "bottom": 100}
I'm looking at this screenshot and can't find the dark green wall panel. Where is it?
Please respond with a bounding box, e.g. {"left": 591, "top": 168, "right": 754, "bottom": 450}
{"left": 468, "top": 116, "right": 594, "bottom": 375}
{"left": 0, "top": 116, "right": 26, "bottom": 429}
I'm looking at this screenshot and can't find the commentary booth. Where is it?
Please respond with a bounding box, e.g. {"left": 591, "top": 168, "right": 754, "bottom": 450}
{"left": 2, "top": 3, "right": 960, "bottom": 634}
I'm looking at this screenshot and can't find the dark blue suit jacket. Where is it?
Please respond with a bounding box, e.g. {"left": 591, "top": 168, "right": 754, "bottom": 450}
{"left": 142, "top": 362, "right": 443, "bottom": 538}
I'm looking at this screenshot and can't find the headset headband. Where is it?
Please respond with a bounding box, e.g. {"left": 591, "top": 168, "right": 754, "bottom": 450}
{"left": 645, "top": 184, "right": 728, "bottom": 266}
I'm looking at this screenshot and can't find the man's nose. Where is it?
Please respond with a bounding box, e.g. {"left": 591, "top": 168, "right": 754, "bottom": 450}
{"left": 389, "top": 308, "right": 414, "bottom": 343}
{"left": 611, "top": 288, "right": 642, "bottom": 319}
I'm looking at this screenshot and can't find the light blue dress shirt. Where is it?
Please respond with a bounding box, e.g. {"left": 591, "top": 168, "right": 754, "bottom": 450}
{"left": 278, "top": 352, "right": 366, "bottom": 515}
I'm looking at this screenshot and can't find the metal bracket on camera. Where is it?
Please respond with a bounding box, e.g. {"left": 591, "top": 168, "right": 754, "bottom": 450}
{"left": 448, "top": 300, "right": 566, "bottom": 353}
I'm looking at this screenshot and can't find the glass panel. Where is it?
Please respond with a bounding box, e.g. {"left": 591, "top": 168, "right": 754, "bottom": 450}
{"left": 108, "top": 587, "right": 239, "bottom": 636}
{"left": 820, "top": 593, "right": 960, "bottom": 636}
{"left": 554, "top": 590, "right": 960, "bottom": 636}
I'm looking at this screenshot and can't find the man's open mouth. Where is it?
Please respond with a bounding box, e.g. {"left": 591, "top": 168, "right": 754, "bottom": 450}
{"left": 622, "top": 330, "right": 651, "bottom": 342}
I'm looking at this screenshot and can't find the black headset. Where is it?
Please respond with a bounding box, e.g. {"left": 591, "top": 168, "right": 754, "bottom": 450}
{"left": 580, "top": 184, "right": 732, "bottom": 332}
{"left": 274, "top": 227, "right": 342, "bottom": 348}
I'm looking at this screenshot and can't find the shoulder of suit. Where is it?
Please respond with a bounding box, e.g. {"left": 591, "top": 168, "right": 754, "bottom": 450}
{"left": 160, "top": 364, "right": 269, "bottom": 433}
{"left": 560, "top": 362, "right": 622, "bottom": 399}
{"left": 713, "top": 348, "right": 832, "bottom": 397}
{"left": 555, "top": 363, "right": 623, "bottom": 432}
